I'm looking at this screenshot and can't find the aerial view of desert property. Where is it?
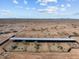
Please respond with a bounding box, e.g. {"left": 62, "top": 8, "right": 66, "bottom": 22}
{"left": 0, "top": 0, "right": 79, "bottom": 59}
{"left": 0, "top": 19, "right": 79, "bottom": 59}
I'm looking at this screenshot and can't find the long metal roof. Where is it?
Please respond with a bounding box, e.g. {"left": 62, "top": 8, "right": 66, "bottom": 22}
{"left": 10, "top": 37, "right": 75, "bottom": 41}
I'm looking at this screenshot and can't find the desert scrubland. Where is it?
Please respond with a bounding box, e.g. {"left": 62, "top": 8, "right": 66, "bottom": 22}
{"left": 0, "top": 19, "right": 79, "bottom": 59}
{"left": 0, "top": 20, "right": 79, "bottom": 38}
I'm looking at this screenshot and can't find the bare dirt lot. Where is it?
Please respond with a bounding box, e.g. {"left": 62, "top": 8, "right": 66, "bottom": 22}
{"left": 0, "top": 19, "right": 79, "bottom": 59}
{"left": 5, "top": 50, "right": 79, "bottom": 59}
{"left": 0, "top": 20, "right": 79, "bottom": 38}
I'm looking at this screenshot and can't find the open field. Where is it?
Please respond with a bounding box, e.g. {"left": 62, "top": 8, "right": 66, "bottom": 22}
{"left": 0, "top": 19, "right": 79, "bottom": 59}
{"left": 0, "top": 19, "right": 79, "bottom": 38}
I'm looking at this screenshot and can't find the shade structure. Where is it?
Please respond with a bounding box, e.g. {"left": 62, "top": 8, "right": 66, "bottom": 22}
{"left": 10, "top": 37, "right": 76, "bottom": 42}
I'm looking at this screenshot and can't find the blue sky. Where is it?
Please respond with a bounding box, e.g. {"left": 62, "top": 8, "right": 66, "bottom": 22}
{"left": 0, "top": 0, "right": 79, "bottom": 19}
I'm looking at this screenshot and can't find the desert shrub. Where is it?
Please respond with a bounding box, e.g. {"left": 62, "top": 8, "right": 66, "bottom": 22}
{"left": 11, "top": 45, "right": 17, "bottom": 49}
{"left": 73, "top": 32, "right": 79, "bottom": 36}
{"left": 57, "top": 46, "right": 63, "bottom": 50}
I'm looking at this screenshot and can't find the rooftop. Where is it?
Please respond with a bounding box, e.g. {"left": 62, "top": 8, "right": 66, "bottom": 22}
{"left": 10, "top": 37, "right": 75, "bottom": 42}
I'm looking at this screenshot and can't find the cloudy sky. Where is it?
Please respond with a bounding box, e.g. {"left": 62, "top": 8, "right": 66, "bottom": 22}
{"left": 0, "top": 0, "right": 79, "bottom": 18}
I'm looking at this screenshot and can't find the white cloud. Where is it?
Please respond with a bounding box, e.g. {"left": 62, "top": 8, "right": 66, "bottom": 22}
{"left": 24, "top": 0, "right": 27, "bottom": 5}
{"left": 16, "top": 6, "right": 23, "bottom": 8}
{"left": 13, "top": 0, "right": 18, "bottom": 4}
{"left": 26, "top": 7, "right": 36, "bottom": 10}
{"left": 37, "top": 0, "right": 58, "bottom": 3}
{"left": 37, "top": 9, "right": 45, "bottom": 12}
{"left": 32, "top": 8, "right": 36, "bottom": 10}
{"left": 39, "top": 3, "right": 47, "bottom": 6}
{"left": 0, "top": 9, "right": 13, "bottom": 16}
{"left": 60, "top": 7, "right": 66, "bottom": 11}
{"left": 37, "top": 6, "right": 58, "bottom": 13}
{"left": 46, "top": 6, "right": 58, "bottom": 13}
{"left": 61, "top": 4, "right": 65, "bottom": 8}
{"left": 67, "top": 3, "right": 71, "bottom": 7}
{"left": 67, "top": 0, "right": 75, "bottom": 2}
{"left": 60, "top": 4, "right": 66, "bottom": 11}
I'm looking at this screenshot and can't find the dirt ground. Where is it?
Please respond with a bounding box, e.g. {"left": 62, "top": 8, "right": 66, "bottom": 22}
{"left": 5, "top": 49, "right": 79, "bottom": 59}
{"left": 0, "top": 20, "right": 79, "bottom": 59}
{"left": 0, "top": 20, "right": 79, "bottom": 38}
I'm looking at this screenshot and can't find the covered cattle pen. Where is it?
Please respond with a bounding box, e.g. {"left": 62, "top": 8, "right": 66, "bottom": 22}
{"left": 10, "top": 37, "right": 76, "bottom": 42}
